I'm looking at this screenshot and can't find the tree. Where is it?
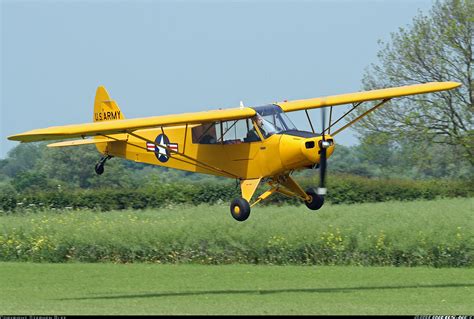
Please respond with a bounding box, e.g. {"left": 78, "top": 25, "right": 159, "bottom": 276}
{"left": 351, "top": 0, "right": 473, "bottom": 164}
{"left": 11, "top": 171, "right": 52, "bottom": 192}
{"left": 326, "top": 144, "right": 375, "bottom": 177}
{"left": 39, "top": 144, "right": 139, "bottom": 189}
{"left": 0, "top": 143, "right": 44, "bottom": 177}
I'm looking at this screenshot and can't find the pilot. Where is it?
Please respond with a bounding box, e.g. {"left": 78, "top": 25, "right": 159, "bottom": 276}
{"left": 246, "top": 114, "right": 268, "bottom": 142}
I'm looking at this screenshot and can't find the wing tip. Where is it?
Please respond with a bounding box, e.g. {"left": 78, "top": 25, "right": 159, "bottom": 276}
{"left": 414, "top": 81, "right": 461, "bottom": 90}
{"left": 448, "top": 81, "right": 462, "bottom": 89}
{"left": 8, "top": 134, "right": 41, "bottom": 143}
{"left": 7, "top": 134, "right": 22, "bottom": 142}
{"left": 8, "top": 130, "right": 56, "bottom": 143}
{"left": 432, "top": 81, "right": 461, "bottom": 90}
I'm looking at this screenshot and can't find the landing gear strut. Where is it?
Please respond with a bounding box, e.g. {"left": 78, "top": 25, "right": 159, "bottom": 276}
{"left": 95, "top": 155, "right": 112, "bottom": 175}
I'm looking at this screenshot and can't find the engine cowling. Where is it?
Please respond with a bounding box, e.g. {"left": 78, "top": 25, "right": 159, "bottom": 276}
{"left": 278, "top": 134, "right": 335, "bottom": 170}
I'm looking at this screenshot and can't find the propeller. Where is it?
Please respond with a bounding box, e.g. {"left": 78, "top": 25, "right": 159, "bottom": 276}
{"left": 318, "top": 107, "right": 330, "bottom": 196}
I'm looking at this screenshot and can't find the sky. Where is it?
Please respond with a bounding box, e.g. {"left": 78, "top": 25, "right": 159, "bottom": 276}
{"left": 1, "top": 0, "right": 434, "bottom": 159}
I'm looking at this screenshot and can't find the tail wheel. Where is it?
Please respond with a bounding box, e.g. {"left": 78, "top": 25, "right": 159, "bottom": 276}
{"left": 94, "top": 163, "right": 105, "bottom": 175}
{"left": 304, "top": 188, "right": 324, "bottom": 210}
{"left": 94, "top": 155, "right": 112, "bottom": 175}
{"left": 230, "top": 198, "right": 251, "bottom": 222}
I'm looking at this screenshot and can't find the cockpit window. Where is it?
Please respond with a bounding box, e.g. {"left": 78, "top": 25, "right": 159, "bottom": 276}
{"left": 191, "top": 105, "right": 297, "bottom": 144}
{"left": 251, "top": 104, "right": 297, "bottom": 137}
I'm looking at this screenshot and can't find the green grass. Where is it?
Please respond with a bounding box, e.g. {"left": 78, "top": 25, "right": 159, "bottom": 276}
{"left": 0, "top": 262, "right": 472, "bottom": 315}
{"left": 0, "top": 198, "right": 473, "bottom": 266}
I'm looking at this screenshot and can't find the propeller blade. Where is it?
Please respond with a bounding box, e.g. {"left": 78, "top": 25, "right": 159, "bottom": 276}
{"left": 319, "top": 148, "right": 327, "bottom": 195}
{"left": 318, "top": 107, "right": 327, "bottom": 195}
{"left": 321, "top": 106, "right": 326, "bottom": 140}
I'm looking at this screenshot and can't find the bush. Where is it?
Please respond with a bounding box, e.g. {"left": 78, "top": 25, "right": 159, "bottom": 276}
{"left": 0, "top": 184, "right": 17, "bottom": 212}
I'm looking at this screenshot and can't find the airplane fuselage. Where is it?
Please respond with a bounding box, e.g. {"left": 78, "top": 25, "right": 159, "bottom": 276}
{"left": 98, "top": 126, "right": 335, "bottom": 180}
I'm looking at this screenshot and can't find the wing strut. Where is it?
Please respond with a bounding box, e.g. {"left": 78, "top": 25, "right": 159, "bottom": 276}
{"left": 328, "top": 107, "right": 333, "bottom": 134}
{"left": 331, "top": 99, "right": 391, "bottom": 136}
{"left": 100, "top": 131, "right": 239, "bottom": 178}
{"left": 304, "top": 110, "right": 315, "bottom": 134}
{"left": 126, "top": 131, "right": 241, "bottom": 179}
{"left": 322, "top": 101, "right": 363, "bottom": 135}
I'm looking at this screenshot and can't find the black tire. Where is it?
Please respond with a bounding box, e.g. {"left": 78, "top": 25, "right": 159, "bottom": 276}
{"left": 95, "top": 163, "right": 104, "bottom": 175}
{"left": 304, "top": 188, "right": 324, "bottom": 210}
{"left": 230, "top": 198, "right": 251, "bottom": 222}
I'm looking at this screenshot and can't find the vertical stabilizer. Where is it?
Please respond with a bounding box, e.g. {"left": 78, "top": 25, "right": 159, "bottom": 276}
{"left": 92, "top": 86, "right": 126, "bottom": 154}
{"left": 93, "top": 86, "right": 125, "bottom": 122}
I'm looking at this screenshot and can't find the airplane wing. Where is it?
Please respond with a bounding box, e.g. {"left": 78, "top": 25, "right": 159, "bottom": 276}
{"left": 8, "top": 107, "right": 256, "bottom": 143}
{"left": 276, "top": 82, "right": 461, "bottom": 112}
{"left": 8, "top": 81, "right": 461, "bottom": 143}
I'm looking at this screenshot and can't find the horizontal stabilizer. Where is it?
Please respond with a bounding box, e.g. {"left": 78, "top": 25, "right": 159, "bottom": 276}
{"left": 47, "top": 136, "right": 127, "bottom": 148}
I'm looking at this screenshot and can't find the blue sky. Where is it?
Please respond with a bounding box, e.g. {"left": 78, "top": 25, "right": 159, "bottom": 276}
{"left": 1, "top": 0, "right": 434, "bottom": 159}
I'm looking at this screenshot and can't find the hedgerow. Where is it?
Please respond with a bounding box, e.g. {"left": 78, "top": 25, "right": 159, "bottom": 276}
{"left": 1, "top": 175, "right": 472, "bottom": 212}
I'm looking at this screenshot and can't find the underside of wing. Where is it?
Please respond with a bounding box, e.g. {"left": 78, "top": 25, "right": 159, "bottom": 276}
{"left": 9, "top": 107, "right": 256, "bottom": 143}
{"left": 277, "top": 82, "right": 461, "bottom": 113}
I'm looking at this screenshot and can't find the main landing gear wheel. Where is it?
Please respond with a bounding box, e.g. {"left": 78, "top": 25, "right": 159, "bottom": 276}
{"left": 230, "top": 198, "right": 251, "bottom": 222}
{"left": 304, "top": 188, "right": 324, "bottom": 210}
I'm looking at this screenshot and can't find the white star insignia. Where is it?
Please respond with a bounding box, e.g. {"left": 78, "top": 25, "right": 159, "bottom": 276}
{"left": 157, "top": 135, "right": 168, "bottom": 157}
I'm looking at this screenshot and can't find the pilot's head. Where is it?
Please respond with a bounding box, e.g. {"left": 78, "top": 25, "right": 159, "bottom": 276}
{"left": 253, "top": 114, "right": 263, "bottom": 128}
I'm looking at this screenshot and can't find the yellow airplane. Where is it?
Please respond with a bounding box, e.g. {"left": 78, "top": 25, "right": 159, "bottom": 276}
{"left": 8, "top": 81, "right": 461, "bottom": 221}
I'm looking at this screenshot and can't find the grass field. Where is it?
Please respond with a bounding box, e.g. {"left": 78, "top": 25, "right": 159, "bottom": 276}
{"left": 1, "top": 199, "right": 473, "bottom": 314}
{"left": 0, "top": 262, "right": 473, "bottom": 315}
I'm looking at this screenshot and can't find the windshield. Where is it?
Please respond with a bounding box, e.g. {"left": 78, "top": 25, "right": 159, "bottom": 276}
{"left": 251, "top": 104, "right": 297, "bottom": 137}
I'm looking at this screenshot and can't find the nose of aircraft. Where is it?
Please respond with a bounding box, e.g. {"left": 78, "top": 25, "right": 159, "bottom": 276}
{"left": 301, "top": 135, "right": 335, "bottom": 165}
{"left": 278, "top": 134, "right": 335, "bottom": 170}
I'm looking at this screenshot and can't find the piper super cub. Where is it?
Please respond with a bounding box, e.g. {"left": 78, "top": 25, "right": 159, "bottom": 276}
{"left": 8, "top": 81, "right": 461, "bottom": 221}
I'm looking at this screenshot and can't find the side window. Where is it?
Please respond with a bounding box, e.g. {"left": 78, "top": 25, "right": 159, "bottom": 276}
{"left": 192, "top": 122, "right": 220, "bottom": 144}
{"left": 221, "top": 119, "right": 254, "bottom": 144}
{"left": 192, "top": 119, "right": 257, "bottom": 144}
